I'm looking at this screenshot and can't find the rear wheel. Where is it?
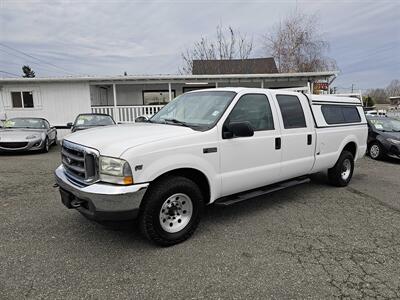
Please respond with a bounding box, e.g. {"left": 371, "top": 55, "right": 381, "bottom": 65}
{"left": 139, "top": 176, "right": 204, "bottom": 246}
{"left": 328, "top": 150, "right": 354, "bottom": 187}
{"left": 369, "top": 142, "right": 384, "bottom": 160}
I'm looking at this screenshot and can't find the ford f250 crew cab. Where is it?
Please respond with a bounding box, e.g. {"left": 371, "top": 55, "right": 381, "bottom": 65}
{"left": 55, "top": 88, "right": 368, "bottom": 246}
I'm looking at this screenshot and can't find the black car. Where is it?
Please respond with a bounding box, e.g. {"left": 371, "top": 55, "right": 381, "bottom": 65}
{"left": 67, "top": 113, "right": 116, "bottom": 133}
{"left": 366, "top": 116, "right": 400, "bottom": 159}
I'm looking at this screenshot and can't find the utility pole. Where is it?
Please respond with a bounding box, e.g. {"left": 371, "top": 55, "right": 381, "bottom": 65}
{"left": 351, "top": 84, "right": 354, "bottom": 93}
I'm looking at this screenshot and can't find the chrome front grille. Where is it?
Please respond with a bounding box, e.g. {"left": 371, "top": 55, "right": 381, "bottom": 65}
{"left": 61, "top": 140, "right": 99, "bottom": 185}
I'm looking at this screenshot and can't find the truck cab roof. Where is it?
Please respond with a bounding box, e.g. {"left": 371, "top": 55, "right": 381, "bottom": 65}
{"left": 188, "top": 87, "right": 362, "bottom": 105}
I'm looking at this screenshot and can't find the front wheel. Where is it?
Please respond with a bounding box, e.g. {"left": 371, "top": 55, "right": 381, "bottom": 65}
{"left": 41, "top": 137, "right": 49, "bottom": 153}
{"left": 368, "top": 142, "right": 384, "bottom": 160}
{"left": 139, "top": 176, "right": 204, "bottom": 246}
{"left": 328, "top": 150, "right": 354, "bottom": 187}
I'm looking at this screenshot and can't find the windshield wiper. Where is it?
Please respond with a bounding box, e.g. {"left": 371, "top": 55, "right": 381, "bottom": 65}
{"left": 163, "top": 118, "right": 192, "bottom": 127}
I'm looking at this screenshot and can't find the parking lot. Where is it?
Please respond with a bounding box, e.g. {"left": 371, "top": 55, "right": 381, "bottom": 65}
{"left": 1, "top": 146, "right": 400, "bottom": 299}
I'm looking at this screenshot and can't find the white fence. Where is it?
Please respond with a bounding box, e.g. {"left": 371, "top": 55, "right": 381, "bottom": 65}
{"left": 91, "top": 105, "right": 164, "bottom": 122}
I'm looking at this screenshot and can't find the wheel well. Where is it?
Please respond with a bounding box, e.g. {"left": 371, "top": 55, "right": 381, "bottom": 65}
{"left": 343, "top": 142, "right": 357, "bottom": 158}
{"left": 151, "top": 168, "right": 211, "bottom": 204}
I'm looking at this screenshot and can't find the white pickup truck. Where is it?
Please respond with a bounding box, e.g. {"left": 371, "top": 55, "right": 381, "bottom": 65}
{"left": 55, "top": 88, "right": 367, "bottom": 246}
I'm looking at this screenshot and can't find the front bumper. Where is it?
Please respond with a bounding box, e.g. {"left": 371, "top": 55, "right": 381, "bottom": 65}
{"left": 0, "top": 139, "right": 44, "bottom": 152}
{"left": 387, "top": 144, "right": 400, "bottom": 158}
{"left": 54, "top": 165, "right": 149, "bottom": 221}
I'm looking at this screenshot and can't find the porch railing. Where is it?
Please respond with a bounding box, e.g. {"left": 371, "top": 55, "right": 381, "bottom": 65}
{"left": 91, "top": 105, "right": 164, "bottom": 122}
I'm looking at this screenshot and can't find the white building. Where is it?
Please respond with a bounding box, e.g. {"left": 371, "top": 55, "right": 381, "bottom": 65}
{"left": 0, "top": 72, "right": 337, "bottom": 128}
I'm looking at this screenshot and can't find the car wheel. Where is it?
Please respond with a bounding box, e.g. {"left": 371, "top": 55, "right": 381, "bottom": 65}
{"left": 42, "top": 137, "right": 49, "bottom": 153}
{"left": 139, "top": 176, "right": 204, "bottom": 246}
{"left": 328, "top": 150, "right": 354, "bottom": 187}
{"left": 53, "top": 134, "right": 58, "bottom": 146}
{"left": 369, "top": 142, "right": 384, "bottom": 160}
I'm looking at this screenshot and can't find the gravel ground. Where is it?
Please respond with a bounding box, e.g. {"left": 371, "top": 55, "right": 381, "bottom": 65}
{"left": 1, "top": 146, "right": 400, "bottom": 299}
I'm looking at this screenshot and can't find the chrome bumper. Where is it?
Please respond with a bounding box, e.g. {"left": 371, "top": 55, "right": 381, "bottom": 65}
{"left": 54, "top": 165, "right": 149, "bottom": 221}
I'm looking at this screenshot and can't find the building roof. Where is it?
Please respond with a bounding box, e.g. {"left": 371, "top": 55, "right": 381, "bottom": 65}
{"left": 0, "top": 71, "right": 338, "bottom": 84}
{"left": 192, "top": 58, "right": 278, "bottom": 75}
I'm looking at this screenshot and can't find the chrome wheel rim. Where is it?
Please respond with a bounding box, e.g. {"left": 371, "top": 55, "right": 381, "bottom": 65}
{"left": 341, "top": 159, "right": 351, "bottom": 180}
{"left": 159, "top": 193, "right": 193, "bottom": 233}
{"left": 370, "top": 145, "right": 380, "bottom": 159}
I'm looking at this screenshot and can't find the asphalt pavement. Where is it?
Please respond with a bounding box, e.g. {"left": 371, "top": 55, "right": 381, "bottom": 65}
{"left": 1, "top": 146, "right": 400, "bottom": 299}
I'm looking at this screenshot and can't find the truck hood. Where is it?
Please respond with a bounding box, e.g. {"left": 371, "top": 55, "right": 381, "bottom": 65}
{"left": 0, "top": 128, "right": 45, "bottom": 141}
{"left": 64, "top": 123, "right": 198, "bottom": 157}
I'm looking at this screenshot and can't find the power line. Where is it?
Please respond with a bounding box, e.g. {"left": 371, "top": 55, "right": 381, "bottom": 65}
{"left": 0, "top": 70, "right": 20, "bottom": 77}
{"left": 0, "top": 42, "right": 77, "bottom": 75}
{"left": 0, "top": 54, "right": 73, "bottom": 76}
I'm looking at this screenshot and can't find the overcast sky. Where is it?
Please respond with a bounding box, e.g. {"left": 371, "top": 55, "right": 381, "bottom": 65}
{"left": 0, "top": 0, "right": 399, "bottom": 92}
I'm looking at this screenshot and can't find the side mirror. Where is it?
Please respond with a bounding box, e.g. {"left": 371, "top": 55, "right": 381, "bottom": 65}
{"left": 66, "top": 122, "right": 73, "bottom": 128}
{"left": 223, "top": 121, "right": 254, "bottom": 139}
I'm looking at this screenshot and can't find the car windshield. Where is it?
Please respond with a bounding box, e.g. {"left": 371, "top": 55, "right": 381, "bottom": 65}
{"left": 75, "top": 114, "right": 115, "bottom": 127}
{"left": 3, "top": 118, "right": 47, "bottom": 129}
{"left": 150, "top": 91, "right": 236, "bottom": 129}
{"left": 369, "top": 118, "right": 400, "bottom": 132}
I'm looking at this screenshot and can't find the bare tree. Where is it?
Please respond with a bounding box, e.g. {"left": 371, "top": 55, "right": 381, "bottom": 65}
{"left": 366, "top": 88, "right": 388, "bottom": 104}
{"left": 366, "top": 79, "right": 400, "bottom": 104}
{"left": 180, "top": 25, "right": 253, "bottom": 74}
{"left": 386, "top": 79, "right": 400, "bottom": 97}
{"left": 263, "top": 12, "right": 337, "bottom": 73}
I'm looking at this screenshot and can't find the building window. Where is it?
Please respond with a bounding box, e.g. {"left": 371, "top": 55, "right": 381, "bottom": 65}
{"left": 11, "top": 91, "right": 34, "bottom": 108}
{"left": 143, "top": 90, "right": 176, "bottom": 105}
{"left": 321, "top": 105, "right": 361, "bottom": 124}
{"left": 276, "top": 94, "right": 306, "bottom": 129}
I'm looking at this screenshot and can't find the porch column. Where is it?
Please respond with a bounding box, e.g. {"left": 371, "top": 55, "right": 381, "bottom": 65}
{"left": 261, "top": 80, "right": 264, "bottom": 88}
{"left": 112, "top": 83, "right": 118, "bottom": 122}
{"left": 215, "top": 82, "right": 219, "bottom": 88}
{"left": 168, "top": 83, "right": 172, "bottom": 102}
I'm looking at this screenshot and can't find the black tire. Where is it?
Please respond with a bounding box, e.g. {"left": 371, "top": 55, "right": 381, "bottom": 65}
{"left": 368, "top": 142, "right": 384, "bottom": 160}
{"left": 53, "top": 134, "right": 58, "bottom": 146}
{"left": 41, "top": 137, "right": 49, "bottom": 153}
{"left": 139, "top": 176, "right": 204, "bottom": 246}
{"left": 328, "top": 150, "right": 354, "bottom": 187}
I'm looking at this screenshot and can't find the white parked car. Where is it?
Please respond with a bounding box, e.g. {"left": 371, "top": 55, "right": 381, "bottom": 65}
{"left": 55, "top": 88, "right": 367, "bottom": 246}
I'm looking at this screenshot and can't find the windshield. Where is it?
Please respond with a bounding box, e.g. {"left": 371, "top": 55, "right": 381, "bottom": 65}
{"left": 369, "top": 118, "right": 400, "bottom": 132}
{"left": 150, "top": 91, "right": 236, "bottom": 129}
{"left": 4, "top": 118, "right": 47, "bottom": 129}
{"left": 74, "top": 114, "right": 115, "bottom": 127}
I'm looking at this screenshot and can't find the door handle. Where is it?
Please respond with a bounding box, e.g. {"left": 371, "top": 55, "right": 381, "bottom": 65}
{"left": 307, "top": 134, "right": 312, "bottom": 145}
{"left": 275, "top": 137, "right": 281, "bottom": 150}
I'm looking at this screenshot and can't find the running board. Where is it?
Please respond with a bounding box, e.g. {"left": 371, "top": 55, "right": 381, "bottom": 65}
{"left": 214, "top": 177, "right": 310, "bottom": 206}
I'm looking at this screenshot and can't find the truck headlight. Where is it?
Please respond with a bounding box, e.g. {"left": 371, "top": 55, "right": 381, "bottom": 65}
{"left": 387, "top": 138, "right": 400, "bottom": 145}
{"left": 99, "top": 156, "right": 133, "bottom": 185}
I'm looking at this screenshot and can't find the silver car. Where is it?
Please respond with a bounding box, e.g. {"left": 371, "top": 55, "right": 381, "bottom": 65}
{"left": 0, "top": 117, "right": 57, "bottom": 153}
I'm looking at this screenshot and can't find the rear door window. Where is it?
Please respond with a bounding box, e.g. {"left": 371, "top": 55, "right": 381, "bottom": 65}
{"left": 276, "top": 95, "right": 307, "bottom": 129}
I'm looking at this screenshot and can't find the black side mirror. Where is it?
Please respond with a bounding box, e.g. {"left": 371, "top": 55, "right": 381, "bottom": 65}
{"left": 223, "top": 121, "right": 254, "bottom": 139}
{"left": 66, "top": 122, "right": 73, "bottom": 128}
